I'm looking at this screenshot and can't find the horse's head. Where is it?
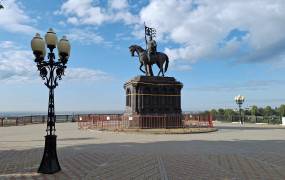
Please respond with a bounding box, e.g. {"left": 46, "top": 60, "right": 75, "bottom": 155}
{"left": 129, "top": 45, "right": 137, "bottom": 57}
{"left": 129, "top": 44, "right": 145, "bottom": 56}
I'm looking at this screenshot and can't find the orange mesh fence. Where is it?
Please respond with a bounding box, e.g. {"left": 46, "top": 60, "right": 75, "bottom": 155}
{"left": 77, "top": 113, "right": 213, "bottom": 129}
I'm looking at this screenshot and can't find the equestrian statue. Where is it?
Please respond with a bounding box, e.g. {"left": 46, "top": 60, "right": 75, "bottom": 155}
{"left": 129, "top": 24, "right": 169, "bottom": 77}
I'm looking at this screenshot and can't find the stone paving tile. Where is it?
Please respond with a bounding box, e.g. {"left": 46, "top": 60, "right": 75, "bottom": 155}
{"left": 86, "top": 154, "right": 161, "bottom": 180}
{"left": 1, "top": 122, "right": 285, "bottom": 180}
{"left": 1, "top": 149, "right": 285, "bottom": 180}
{"left": 206, "top": 153, "right": 285, "bottom": 180}
{"left": 245, "top": 152, "right": 285, "bottom": 168}
{"left": 162, "top": 154, "right": 237, "bottom": 180}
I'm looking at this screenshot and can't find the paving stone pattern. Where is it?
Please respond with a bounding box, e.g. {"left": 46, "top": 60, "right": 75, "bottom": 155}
{"left": 0, "top": 122, "right": 285, "bottom": 179}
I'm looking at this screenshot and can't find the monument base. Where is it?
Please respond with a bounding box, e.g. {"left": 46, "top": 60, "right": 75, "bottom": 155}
{"left": 125, "top": 114, "right": 182, "bottom": 129}
{"left": 124, "top": 76, "right": 183, "bottom": 128}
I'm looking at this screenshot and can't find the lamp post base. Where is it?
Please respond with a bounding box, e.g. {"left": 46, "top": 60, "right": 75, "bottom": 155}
{"left": 38, "top": 135, "right": 61, "bottom": 174}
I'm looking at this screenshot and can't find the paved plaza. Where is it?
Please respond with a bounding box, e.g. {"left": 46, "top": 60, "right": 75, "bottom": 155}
{"left": 0, "top": 122, "right": 285, "bottom": 180}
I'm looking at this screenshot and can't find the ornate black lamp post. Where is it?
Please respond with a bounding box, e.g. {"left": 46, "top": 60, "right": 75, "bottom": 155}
{"left": 235, "top": 95, "right": 245, "bottom": 125}
{"left": 31, "top": 28, "right": 70, "bottom": 174}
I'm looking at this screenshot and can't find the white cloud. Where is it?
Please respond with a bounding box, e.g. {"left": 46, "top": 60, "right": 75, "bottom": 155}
{"left": 67, "top": 17, "right": 79, "bottom": 24}
{"left": 170, "top": 64, "right": 192, "bottom": 72}
{"left": 0, "top": 41, "right": 18, "bottom": 49}
{"left": 139, "top": 0, "right": 285, "bottom": 65}
{"left": 0, "top": 48, "right": 36, "bottom": 83}
{"left": 109, "top": 0, "right": 128, "bottom": 10}
{"left": 57, "top": 0, "right": 285, "bottom": 69}
{"left": 65, "top": 68, "right": 110, "bottom": 81}
{"left": 66, "top": 28, "right": 105, "bottom": 45}
{"left": 0, "top": 41, "right": 110, "bottom": 83}
{"left": 191, "top": 80, "right": 285, "bottom": 92}
{"left": 111, "top": 11, "right": 138, "bottom": 25}
{"left": 59, "top": 0, "right": 106, "bottom": 25}
{"left": 58, "top": 0, "right": 139, "bottom": 26}
{"left": 0, "top": 0, "right": 39, "bottom": 34}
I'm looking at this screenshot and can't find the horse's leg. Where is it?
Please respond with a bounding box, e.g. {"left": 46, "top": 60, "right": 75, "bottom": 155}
{"left": 159, "top": 61, "right": 164, "bottom": 77}
{"left": 146, "top": 64, "right": 153, "bottom": 76}
{"left": 149, "top": 65, "right": 154, "bottom": 76}
{"left": 157, "top": 65, "right": 161, "bottom": 76}
{"left": 160, "top": 57, "right": 165, "bottom": 77}
{"left": 144, "top": 63, "right": 148, "bottom": 76}
{"left": 157, "top": 60, "right": 165, "bottom": 77}
{"left": 156, "top": 62, "right": 160, "bottom": 76}
{"left": 160, "top": 65, "right": 164, "bottom": 77}
{"left": 139, "top": 63, "right": 145, "bottom": 73}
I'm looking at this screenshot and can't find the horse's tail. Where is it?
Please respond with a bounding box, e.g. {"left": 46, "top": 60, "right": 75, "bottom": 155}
{"left": 164, "top": 55, "right": 169, "bottom": 73}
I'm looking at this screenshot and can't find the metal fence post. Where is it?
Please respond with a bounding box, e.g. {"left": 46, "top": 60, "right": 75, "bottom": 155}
{"left": 101, "top": 116, "right": 103, "bottom": 129}
{"left": 164, "top": 115, "right": 166, "bottom": 129}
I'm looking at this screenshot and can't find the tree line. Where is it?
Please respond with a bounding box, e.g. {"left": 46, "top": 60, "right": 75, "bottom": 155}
{"left": 207, "top": 104, "right": 285, "bottom": 117}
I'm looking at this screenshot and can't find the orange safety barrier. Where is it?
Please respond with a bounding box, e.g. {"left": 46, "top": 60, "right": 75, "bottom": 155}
{"left": 77, "top": 113, "right": 213, "bottom": 130}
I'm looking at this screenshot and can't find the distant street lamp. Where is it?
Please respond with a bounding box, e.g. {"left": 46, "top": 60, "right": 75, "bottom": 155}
{"left": 0, "top": 0, "right": 4, "bottom": 9}
{"left": 235, "top": 95, "right": 245, "bottom": 125}
{"left": 31, "top": 28, "right": 70, "bottom": 174}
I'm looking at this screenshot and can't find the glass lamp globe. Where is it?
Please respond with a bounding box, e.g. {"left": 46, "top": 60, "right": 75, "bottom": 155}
{"left": 31, "top": 33, "right": 46, "bottom": 59}
{"left": 45, "top": 28, "right": 58, "bottom": 49}
{"left": 58, "top": 36, "right": 71, "bottom": 60}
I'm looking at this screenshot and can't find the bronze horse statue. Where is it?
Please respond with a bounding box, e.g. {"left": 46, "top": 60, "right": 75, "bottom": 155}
{"left": 129, "top": 45, "right": 169, "bottom": 76}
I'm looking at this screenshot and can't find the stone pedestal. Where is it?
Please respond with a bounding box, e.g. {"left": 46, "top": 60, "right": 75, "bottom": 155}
{"left": 124, "top": 76, "right": 183, "bottom": 128}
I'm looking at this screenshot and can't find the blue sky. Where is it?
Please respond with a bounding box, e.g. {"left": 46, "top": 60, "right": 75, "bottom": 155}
{"left": 0, "top": 0, "right": 285, "bottom": 112}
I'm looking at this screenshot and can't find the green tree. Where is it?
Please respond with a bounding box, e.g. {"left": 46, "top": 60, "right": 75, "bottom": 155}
{"left": 251, "top": 105, "right": 258, "bottom": 116}
{"left": 203, "top": 110, "right": 210, "bottom": 115}
{"left": 210, "top": 109, "right": 218, "bottom": 116}
{"left": 264, "top": 106, "right": 273, "bottom": 116}
{"left": 244, "top": 108, "right": 251, "bottom": 116}
{"left": 273, "top": 107, "right": 279, "bottom": 116}
{"left": 224, "top": 109, "right": 236, "bottom": 121}
{"left": 258, "top": 107, "right": 265, "bottom": 116}
{"left": 218, "top": 108, "right": 225, "bottom": 116}
{"left": 224, "top": 109, "right": 235, "bottom": 117}
{"left": 278, "top": 104, "right": 285, "bottom": 116}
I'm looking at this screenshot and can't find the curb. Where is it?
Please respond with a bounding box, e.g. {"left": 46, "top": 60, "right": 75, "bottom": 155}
{"left": 94, "top": 127, "right": 218, "bottom": 134}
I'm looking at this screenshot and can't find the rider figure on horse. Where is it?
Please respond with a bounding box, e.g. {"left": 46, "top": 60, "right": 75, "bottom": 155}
{"left": 147, "top": 36, "right": 157, "bottom": 63}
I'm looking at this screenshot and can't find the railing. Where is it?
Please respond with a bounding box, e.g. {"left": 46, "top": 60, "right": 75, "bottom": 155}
{"left": 77, "top": 114, "right": 126, "bottom": 129}
{"left": 183, "top": 114, "right": 213, "bottom": 128}
{"left": 0, "top": 113, "right": 214, "bottom": 129}
{"left": 0, "top": 114, "right": 78, "bottom": 127}
{"left": 214, "top": 115, "right": 282, "bottom": 124}
{"left": 77, "top": 113, "right": 213, "bottom": 130}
